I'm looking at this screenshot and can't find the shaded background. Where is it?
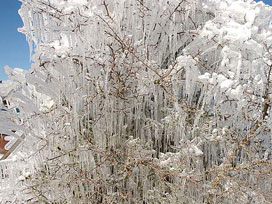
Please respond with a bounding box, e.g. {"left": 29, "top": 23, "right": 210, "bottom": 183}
{"left": 0, "top": 0, "right": 271, "bottom": 80}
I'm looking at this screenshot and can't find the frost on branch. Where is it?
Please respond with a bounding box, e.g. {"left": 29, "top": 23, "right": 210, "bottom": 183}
{"left": 0, "top": 0, "right": 272, "bottom": 203}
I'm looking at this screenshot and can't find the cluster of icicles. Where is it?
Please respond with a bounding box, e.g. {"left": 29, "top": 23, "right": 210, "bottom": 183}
{"left": 0, "top": 0, "right": 272, "bottom": 203}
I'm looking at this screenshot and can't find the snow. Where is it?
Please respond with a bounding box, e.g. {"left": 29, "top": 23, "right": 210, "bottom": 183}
{"left": 4, "top": 136, "right": 17, "bottom": 151}
{"left": 50, "top": 34, "right": 70, "bottom": 55}
{"left": 219, "top": 78, "right": 233, "bottom": 91}
{"left": 229, "top": 85, "right": 242, "bottom": 99}
{"left": 198, "top": 72, "right": 211, "bottom": 83}
{"left": 222, "top": 21, "right": 252, "bottom": 42}
{"left": 209, "top": 73, "right": 218, "bottom": 84}
{"left": 188, "top": 145, "right": 203, "bottom": 156}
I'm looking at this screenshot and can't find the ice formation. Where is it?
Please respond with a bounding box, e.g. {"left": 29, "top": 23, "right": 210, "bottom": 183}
{"left": 0, "top": 0, "right": 272, "bottom": 203}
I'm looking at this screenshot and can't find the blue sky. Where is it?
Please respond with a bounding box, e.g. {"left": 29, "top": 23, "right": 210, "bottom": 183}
{"left": 256, "top": 0, "right": 272, "bottom": 5}
{"left": 0, "top": 0, "right": 271, "bottom": 80}
{"left": 0, "top": 0, "right": 30, "bottom": 80}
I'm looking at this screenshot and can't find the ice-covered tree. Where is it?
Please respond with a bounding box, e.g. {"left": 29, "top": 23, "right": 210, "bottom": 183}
{"left": 0, "top": 0, "right": 272, "bottom": 203}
